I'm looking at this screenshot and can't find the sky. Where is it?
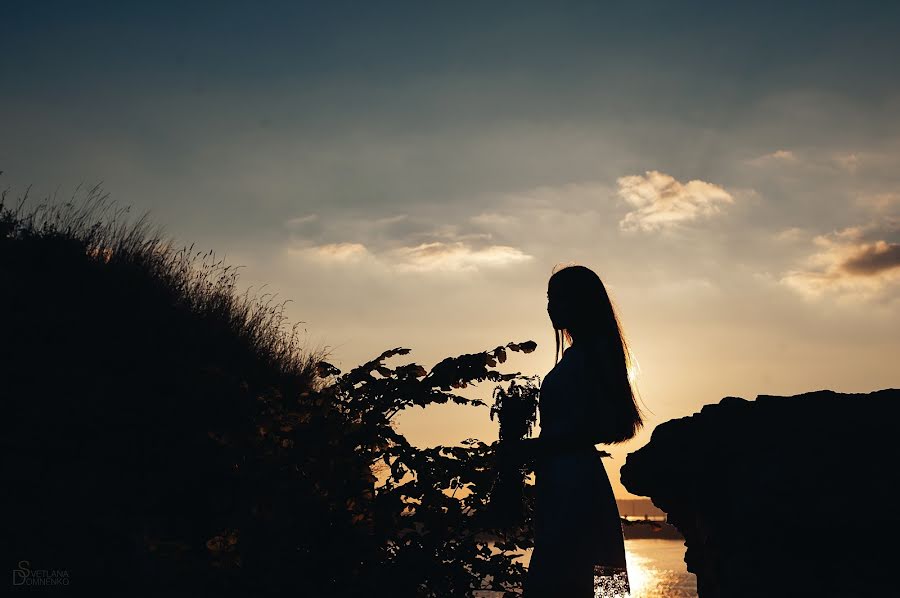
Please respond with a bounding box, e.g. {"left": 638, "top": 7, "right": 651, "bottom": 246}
{"left": 2, "top": 1, "right": 899, "bottom": 498}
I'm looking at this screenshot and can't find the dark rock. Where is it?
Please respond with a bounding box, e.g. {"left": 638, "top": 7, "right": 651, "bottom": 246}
{"left": 621, "top": 389, "right": 900, "bottom": 597}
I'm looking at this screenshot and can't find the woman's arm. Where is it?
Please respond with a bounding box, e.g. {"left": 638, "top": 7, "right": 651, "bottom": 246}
{"left": 497, "top": 435, "right": 597, "bottom": 464}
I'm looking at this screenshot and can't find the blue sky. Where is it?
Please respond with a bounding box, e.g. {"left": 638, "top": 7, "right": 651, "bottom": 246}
{"left": 3, "top": 1, "right": 898, "bottom": 497}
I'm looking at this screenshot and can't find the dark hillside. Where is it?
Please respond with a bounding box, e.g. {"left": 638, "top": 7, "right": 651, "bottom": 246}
{"left": 0, "top": 187, "right": 375, "bottom": 595}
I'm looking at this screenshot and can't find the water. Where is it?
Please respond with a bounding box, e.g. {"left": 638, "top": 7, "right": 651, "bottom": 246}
{"left": 477, "top": 539, "right": 697, "bottom": 597}
{"left": 622, "top": 539, "right": 697, "bottom": 597}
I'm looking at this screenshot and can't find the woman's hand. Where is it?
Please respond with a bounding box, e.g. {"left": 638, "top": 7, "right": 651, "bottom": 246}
{"left": 495, "top": 438, "right": 538, "bottom": 466}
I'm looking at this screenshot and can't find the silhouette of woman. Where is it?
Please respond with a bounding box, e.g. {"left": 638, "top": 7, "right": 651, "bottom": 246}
{"left": 498, "top": 264, "right": 643, "bottom": 597}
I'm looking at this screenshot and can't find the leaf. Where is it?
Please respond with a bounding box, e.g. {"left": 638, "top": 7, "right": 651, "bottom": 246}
{"left": 315, "top": 361, "right": 341, "bottom": 378}
{"left": 397, "top": 363, "right": 427, "bottom": 378}
{"left": 494, "top": 347, "right": 507, "bottom": 364}
{"left": 507, "top": 340, "right": 537, "bottom": 354}
{"left": 370, "top": 347, "right": 412, "bottom": 363}
{"left": 391, "top": 460, "right": 406, "bottom": 479}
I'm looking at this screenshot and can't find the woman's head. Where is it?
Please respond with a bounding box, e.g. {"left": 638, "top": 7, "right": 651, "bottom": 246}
{"left": 547, "top": 264, "right": 611, "bottom": 343}
{"left": 547, "top": 263, "right": 644, "bottom": 443}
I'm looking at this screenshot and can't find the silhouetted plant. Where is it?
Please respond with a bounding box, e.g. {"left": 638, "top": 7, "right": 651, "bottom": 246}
{"left": 485, "top": 377, "right": 541, "bottom": 531}
{"left": 306, "top": 342, "right": 541, "bottom": 596}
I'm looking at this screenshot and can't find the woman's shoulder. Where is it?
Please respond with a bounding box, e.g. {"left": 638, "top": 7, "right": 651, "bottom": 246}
{"left": 562, "top": 344, "right": 588, "bottom": 369}
{"left": 543, "top": 346, "right": 576, "bottom": 377}
{"left": 542, "top": 347, "right": 585, "bottom": 387}
{"left": 542, "top": 344, "right": 591, "bottom": 382}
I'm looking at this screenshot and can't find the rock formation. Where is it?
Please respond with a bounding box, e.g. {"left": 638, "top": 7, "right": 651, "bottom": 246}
{"left": 621, "top": 389, "right": 900, "bottom": 597}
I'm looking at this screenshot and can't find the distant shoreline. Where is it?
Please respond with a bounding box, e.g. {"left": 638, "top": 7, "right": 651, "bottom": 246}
{"left": 472, "top": 519, "right": 684, "bottom": 544}
{"left": 622, "top": 519, "right": 683, "bottom": 540}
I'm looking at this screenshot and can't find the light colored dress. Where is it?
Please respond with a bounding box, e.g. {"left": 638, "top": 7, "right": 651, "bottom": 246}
{"left": 525, "top": 343, "right": 630, "bottom": 597}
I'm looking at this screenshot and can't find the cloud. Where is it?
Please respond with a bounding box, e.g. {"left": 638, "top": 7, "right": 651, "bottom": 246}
{"left": 833, "top": 152, "right": 859, "bottom": 173}
{"left": 284, "top": 214, "right": 319, "bottom": 229}
{"left": 386, "top": 241, "right": 532, "bottom": 273}
{"left": 470, "top": 212, "right": 519, "bottom": 228}
{"left": 288, "top": 242, "right": 372, "bottom": 264}
{"left": 856, "top": 192, "right": 900, "bottom": 214}
{"left": 773, "top": 227, "right": 807, "bottom": 242}
{"left": 616, "top": 170, "right": 734, "bottom": 232}
{"left": 287, "top": 239, "right": 532, "bottom": 274}
{"left": 780, "top": 224, "right": 900, "bottom": 301}
{"left": 284, "top": 213, "right": 319, "bottom": 227}
{"left": 404, "top": 224, "right": 493, "bottom": 244}
{"left": 841, "top": 241, "right": 900, "bottom": 275}
{"left": 747, "top": 149, "right": 798, "bottom": 166}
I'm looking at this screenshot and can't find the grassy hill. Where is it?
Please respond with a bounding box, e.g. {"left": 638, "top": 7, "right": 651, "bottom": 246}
{"left": 0, "top": 186, "right": 377, "bottom": 595}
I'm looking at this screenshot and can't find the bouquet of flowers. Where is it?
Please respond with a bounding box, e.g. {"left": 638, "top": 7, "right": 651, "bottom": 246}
{"left": 485, "top": 376, "right": 540, "bottom": 530}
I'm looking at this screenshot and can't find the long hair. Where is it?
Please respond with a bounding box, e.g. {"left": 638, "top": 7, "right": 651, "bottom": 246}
{"left": 548, "top": 263, "right": 643, "bottom": 443}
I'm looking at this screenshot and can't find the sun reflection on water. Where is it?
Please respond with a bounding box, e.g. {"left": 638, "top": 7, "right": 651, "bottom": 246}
{"left": 621, "top": 539, "right": 697, "bottom": 598}
{"left": 478, "top": 539, "right": 696, "bottom": 598}
{"left": 623, "top": 546, "right": 654, "bottom": 596}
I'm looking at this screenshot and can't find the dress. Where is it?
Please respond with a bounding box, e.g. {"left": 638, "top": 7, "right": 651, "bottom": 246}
{"left": 524, "top": 343, "right": 630, "bottom": 597}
